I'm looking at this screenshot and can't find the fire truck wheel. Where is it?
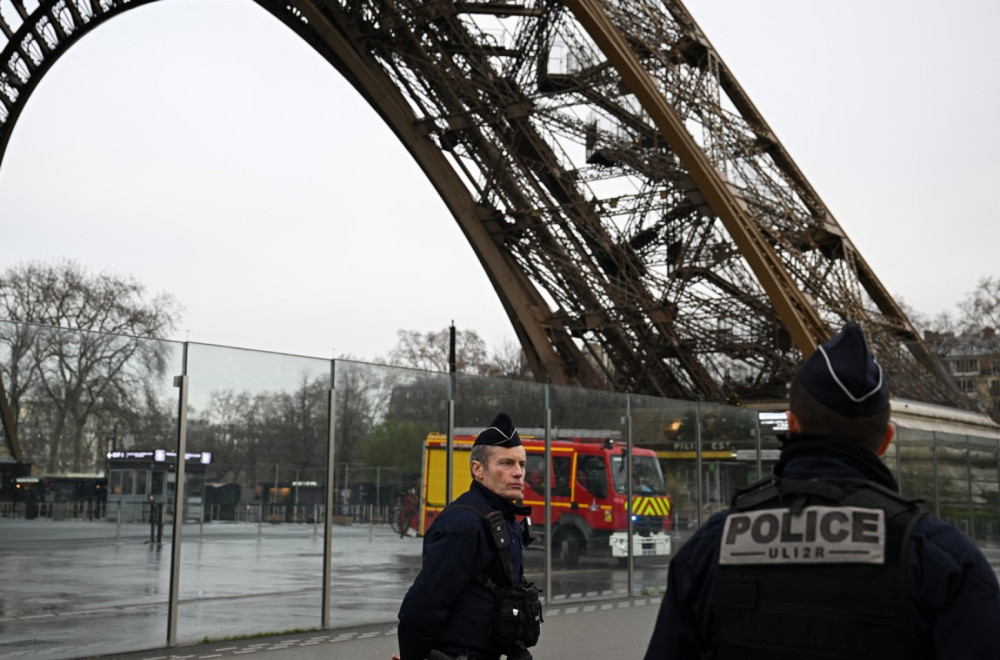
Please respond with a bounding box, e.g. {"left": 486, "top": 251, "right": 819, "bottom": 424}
{"left": 554, "top": 527, "right": 584, "bottom": 567}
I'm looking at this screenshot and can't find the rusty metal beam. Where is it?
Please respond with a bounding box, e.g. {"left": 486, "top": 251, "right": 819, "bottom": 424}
{"left": 562, "top": 0, "right": 827, "bottom": 357}
{"left": 277, "top": 1, "right": 590, "bottom": 386}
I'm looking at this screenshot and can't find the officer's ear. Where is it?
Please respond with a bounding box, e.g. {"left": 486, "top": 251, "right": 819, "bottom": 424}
{"left": 876, "top": 422, "right": 895, "bottom": 457}
{"left": 471, "top": 459, "right": 486, "bottom": 482}
{"left": 786, "top": 411, "right": 801, "bottom": 433}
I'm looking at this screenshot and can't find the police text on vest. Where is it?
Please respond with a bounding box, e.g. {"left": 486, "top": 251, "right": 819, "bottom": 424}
{"left": 718, "top": 506, "right": 885, "bottom": 565}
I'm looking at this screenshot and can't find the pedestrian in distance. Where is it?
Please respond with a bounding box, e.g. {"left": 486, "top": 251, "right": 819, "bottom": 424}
{"left": 399, "top": 486, "right": 420, "bottom": 538}
{"left": 394, "top": 412, "right": 543, "bottom": 660}
{"left": 644, "top": 322, "right": 1000, "bottom": 659}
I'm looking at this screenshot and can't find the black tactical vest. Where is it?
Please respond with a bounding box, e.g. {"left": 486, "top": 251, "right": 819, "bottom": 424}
{"left": 710, "top": 477, "right": 926, "bottom": 660}
{"left": 446, "top": 502, "right": 542, "bottom": 659}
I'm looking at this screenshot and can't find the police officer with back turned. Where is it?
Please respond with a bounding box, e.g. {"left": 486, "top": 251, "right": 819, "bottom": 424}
{"left": 644, "top": 322, "right": 1000, "bottom": 659}
{"left": 395, "top": 413, "right": 542, "bottom": 660}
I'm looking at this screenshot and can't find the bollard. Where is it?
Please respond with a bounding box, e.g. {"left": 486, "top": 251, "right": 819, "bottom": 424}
{"left": 155, "top": 504, "right": 164, "bottom": 544}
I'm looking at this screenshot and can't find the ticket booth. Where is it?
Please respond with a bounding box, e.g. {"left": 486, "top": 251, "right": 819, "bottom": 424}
{"left": 105, "top": 449, "right": 211, "bottom": 523}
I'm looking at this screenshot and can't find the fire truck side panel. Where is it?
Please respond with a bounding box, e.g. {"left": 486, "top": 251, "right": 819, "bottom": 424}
{"left": 420, "top": 436, "right": 471, "bottom": 533}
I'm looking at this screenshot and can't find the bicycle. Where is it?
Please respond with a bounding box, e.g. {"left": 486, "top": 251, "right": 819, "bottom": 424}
{"left": 391, "top": 488, "right": 419, "bottom": 537}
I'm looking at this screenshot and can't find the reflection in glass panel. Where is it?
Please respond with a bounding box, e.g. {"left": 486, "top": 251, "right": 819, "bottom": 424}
{"left": 881, "top": 426, "right": 900, "bottom": 482}
{"left": 544, "top": 385, "right": 639, "bottom": 600}
{"left": 630, "top": 394, "right": 694, "bottom": 550}
{"left": 178, "top": 344, "right": 331, "bottom": 644}
{"left": 936, "top": 432, "right": 971, "bottom": 535}
{"left": 454, "top": 372, "right": 548, "bottom": 432}
{"left": 0, "top": 320, "right": 184, "bottom": 656}
{"left": 109, "top": 469, "right": 125, "bottom": 496}
{"left": 897, "top": 427, "right": 937, "bottom": 514}
{"left": 969, "top": 437, "right": 1000, "bottom": 542}
{"left": 334, "top": 360, "right": 451, "bottom": 620}
{"left": 694, "top": 402, "right": 760, "bottom": 519}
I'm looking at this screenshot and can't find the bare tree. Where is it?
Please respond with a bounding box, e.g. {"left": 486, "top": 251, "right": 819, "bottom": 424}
{"left": 386, "top": 327, "right": 488, "bottom": 373}
{"left": 481, "top": 337, "right": 534, "bottom": 380}
{"left": 0, "top": 260, "right": 180, "bottom": 472}
{"left": 959, "top": 276, "right": 1000, "bottom": 333}
{"left": 898, "top": 296, "right": 956, "bottom": 338}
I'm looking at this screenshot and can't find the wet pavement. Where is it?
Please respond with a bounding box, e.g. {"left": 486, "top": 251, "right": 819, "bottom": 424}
{"left": 0, "top": 518, "right": 671, "bottom": 660}
{"left": 0, "top": 519, "right": 425, "bottom": 659}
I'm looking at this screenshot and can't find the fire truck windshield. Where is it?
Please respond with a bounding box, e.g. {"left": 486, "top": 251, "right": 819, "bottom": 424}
{"left": 611, "top": 455, "right": 667, "bottom": 495}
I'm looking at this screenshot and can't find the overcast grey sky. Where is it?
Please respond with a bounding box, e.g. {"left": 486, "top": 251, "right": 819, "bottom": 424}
{"left": 2, "top": 0, "right": 997, "bottom": 362}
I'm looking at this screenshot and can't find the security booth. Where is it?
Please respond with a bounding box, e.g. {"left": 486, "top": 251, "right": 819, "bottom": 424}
{"left": 105, "top": 449, "right": 211, "bottom": 523}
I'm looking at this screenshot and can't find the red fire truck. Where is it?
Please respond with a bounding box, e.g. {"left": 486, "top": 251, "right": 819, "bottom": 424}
{"left": 421, "top": 428, "right": 672, "bottom": 566}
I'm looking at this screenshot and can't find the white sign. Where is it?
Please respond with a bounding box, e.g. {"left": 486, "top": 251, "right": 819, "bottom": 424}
{"left": 757, "top": 411, "right": 789, "bottom": 434}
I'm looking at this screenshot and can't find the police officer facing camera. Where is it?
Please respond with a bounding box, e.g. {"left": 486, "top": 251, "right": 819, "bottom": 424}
{"left": 395, "top": 413, "right": 542, "bottom": 660}
{"left": 644, "top": 323, "right": 1000, "bottom": 659}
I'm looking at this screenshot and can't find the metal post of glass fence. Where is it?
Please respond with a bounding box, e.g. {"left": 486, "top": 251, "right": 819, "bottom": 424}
{"left": 274, "top": 463, "right": 280, "bottom": 523}
{"left": 754, "top": 416, "right": 763, "bottom": 479}
{"left": 167, "top": 372, "right": 190, "bottom": 648}
{"left": 895, "top": 429, "right": 902, "bottom": 486}
{"left": 446, "top": 399, "right": 455, "bottom": 505}
{"left": 695, "top": 401, "right": 704, "bottom": 529}
{"left": 932, "top": 432, "right": 941, "bottom": 518}
{"left": 544, "top": 387, "right": 553, "bottom": 606}
{"left": 967, "top": 436, "right": 974, "bottom": 539}
{"left": 322, "top": 383, "right": 336, "bottom": 630}
{"left": 624, "top": 395, "right": 634, "bottom": 595}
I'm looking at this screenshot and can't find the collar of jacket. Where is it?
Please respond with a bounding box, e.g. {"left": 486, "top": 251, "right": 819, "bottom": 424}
{"left": 470, "top": 480, "right": 532, "bottom": 518}
{"left": 776, "top": 432, "right": 899, "bottom": 492}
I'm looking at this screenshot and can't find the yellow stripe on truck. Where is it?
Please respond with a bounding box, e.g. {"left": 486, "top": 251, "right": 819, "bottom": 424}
{"left": 631, "top": 496, "right": 671, "bottom": 517}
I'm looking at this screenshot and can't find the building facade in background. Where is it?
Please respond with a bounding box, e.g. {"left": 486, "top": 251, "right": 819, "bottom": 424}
{"left": 928, "top": 329, "right": 1000, "bottom": 421}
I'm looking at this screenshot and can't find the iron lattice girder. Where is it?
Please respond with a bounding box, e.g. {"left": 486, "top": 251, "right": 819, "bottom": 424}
{"left": 0, "top": 0, "right": 966, "bottom": 407}
{"left": 0, "top": 0, "right": 163, "bottom": 159}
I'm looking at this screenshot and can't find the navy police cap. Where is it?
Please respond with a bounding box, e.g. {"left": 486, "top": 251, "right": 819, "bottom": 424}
{"left": 796, "top": 322, "right": 889, "bottom": 418}
{"left": 474, "top": 413, "right": 522, "bottom": 448}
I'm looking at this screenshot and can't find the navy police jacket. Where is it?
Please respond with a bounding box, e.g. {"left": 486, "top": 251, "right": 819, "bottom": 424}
{"left": 397, "top": 480, "right": 529, "bottom": 660}
{"left": 643, "top": 454, "right": 1000, "bottom": 659}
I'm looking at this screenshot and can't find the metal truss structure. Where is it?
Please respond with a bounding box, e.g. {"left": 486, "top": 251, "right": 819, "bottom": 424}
{"left": 0, "top": 0, "right": 966, "bottom": 409}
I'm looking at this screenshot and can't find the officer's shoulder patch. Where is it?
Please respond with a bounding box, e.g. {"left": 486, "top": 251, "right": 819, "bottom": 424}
{"left": 719, "top": 505, "right": 885, "bottom": 565}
